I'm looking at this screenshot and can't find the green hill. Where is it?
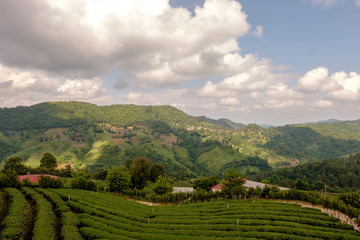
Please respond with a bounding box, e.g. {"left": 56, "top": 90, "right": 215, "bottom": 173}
{"left": 0, "top": 101, "right": 203, "bottom": 131}
{"left": 197, "top": 116, "right": 245, "bottom": 129}
{"left": 263, "top": 125, "right": 360, "bottom": 162}
{"left": 254, "top": 153, "right": 360, "bottom": 192}
{"left": 1, "top": 101, "right": 360, "bottom": 177}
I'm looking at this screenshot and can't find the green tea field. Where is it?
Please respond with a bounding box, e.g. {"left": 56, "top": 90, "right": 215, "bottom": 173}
{"left": 1, "top": 188, "right": 359, "bottom": 240}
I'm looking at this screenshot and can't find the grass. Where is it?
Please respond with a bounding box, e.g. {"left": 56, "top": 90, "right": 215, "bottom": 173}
{"left": 197, "top": 147, "right": 246, "bottom": 175}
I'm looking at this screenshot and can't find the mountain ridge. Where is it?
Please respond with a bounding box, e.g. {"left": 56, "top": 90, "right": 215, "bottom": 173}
{"left": 1, "top": 101, "right": 360, "bottom": 178}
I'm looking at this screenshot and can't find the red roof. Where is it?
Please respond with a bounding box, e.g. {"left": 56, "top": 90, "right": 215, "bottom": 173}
{"left": 18, "top": 174, "right": 58, "bottom": 183}
{"left": 210, "top": 179, "right": 248, "bottom": 190}
{"left": 210, "top": 183, "right": 224, "bottom": 189}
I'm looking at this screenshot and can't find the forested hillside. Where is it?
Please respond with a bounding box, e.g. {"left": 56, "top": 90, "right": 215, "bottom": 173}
{"left": 254, "top": 153, "right": 360, "bottom": 192}
{"left": 1, "top": 101, "right": 360, "bottom": 178}
{"left": 0, "top": 102, "right": 203, "bottom": 131}
{"left": 264, "top": 125, "right": 360, "bottom": 162}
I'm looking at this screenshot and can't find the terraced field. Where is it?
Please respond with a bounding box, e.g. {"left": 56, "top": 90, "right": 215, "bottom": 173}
{"left": 0, "top": 188, "right": 359, "bottom": 239}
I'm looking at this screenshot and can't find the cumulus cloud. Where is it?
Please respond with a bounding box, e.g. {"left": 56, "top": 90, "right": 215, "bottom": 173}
{"left": 0, "top": 0, "right": 250, "bottom": 88}
{"left": 252, "top": 26, "right": 263, "bottom": 37}
{"left": 1, "top": 0, "right": 359, "bottom": 125}
{"left": 308, "top": 0, "right": 342, "bottom": 7}
{"left": 315, "top": 100, "right": 334, "bottom": 107}
{"left": 127, "top": 92, "right": 143, "bottom": 103}
{"left": 0, "top": 63, "right": 106, "bottom": 107}
{"left": 198, "top": 54, "right": 300, "bottom": 110}
{"left": 297, "top": 67, "right": 332, "bottom": 93}
{"left": 297, "top": 67, "right": 360, "bottom": 101}
{"left": 220, "top": 97, "right": 239, "bottom": 106}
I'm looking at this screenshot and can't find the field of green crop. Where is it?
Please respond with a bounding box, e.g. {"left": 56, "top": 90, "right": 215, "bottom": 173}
{"left": 0, "top": 188, "right": 359, "bottom": 239}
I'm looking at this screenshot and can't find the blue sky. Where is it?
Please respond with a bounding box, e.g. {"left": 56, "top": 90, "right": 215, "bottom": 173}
{"left": 0, "top": 0, "right": 359, "bottom": 125}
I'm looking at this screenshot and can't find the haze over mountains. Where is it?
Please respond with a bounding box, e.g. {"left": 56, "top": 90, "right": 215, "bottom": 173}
{"left": 1, "top": 101, "right": 360, "bottom": 179}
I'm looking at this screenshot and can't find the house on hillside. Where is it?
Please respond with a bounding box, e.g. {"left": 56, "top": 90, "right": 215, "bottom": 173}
{"left": 173, "top": 187, "right": 194, "bottom": 194}
{"left": 210, "top": 180, "right": 289, "bottom": 193}
{"left": 243, "top": 180, "right": 289, "bottom": 191}
{"left": 18, "top": 174, "right": 58, "bottom": 183}
{"left": 210, "top": 183, "right": 224, "bottom": 192}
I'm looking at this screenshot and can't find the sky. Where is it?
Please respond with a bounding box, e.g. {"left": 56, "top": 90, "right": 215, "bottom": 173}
{"left": 0, "top": 0, "right": 359, "bottom": 125}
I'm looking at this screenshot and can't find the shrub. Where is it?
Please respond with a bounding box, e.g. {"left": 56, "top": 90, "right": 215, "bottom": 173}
{"left": 0, "top": 171, "right": 21, "bottom": 189}
{"left": 71, "top": 178, "right": 96, "bottom": 191}
{"left": 106, "top": 166, "right": 131, "bottom": 193}
{"left": 153, "top": 176, "right": 173, "bottom": 195}
{"left": 38, "top": 176, "right": 63, "bottom": 188}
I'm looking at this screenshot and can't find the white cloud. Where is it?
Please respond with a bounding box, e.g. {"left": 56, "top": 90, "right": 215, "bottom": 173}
{"left": 57, "top": 78, "right": 105, "bottom": 99}
{"left": 127, "top": 92, "right": 143, "bottom": 102}
{"left": 315, "top": 100, "right": 334, "bottom": 107}
{"left": 0, "top": 0, "right": 251, "bottom": 88}
{"left": 252, "top": 25, "right": 263, "bottom": 37}
{"left": 0, "top": 63, "right": 106, "bottom": 107}
{"left": 357, "top": 0, "right": 360, "bottom": 7}
{"left": 297, "top": 67, "right": 330, "bottom": 93}
{"left": 220, "top": 97, "right": 239, "bottom": 106}
{"left": 308, "top": 0, "right": 342, "bottom": 7}
{"left": 297, "top": 67, "right": 360, "bottom": 101}
{"left": 198, "top": 56, "right": 302, "bottom": 110}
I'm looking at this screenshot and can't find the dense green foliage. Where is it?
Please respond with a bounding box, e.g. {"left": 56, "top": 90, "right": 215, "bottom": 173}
{"left": 106, "top": 166, "right": 131, "bottom": 193}
{"left": 130, "top": 156, "right": 152, "bottom": 189}
{"left": 264, "top": 125, "right": 360, "bottom": 161}
{"left": 152, "top": 176, "right": 174, "bottom": 195}
{"left": 70, "top": 171, "right": 96, "bottom": 191}
{"left": 150, "top": 162, "right": 165, "bottom": 182}
{"left": 254, "top": 153, "right": 360, "bottom": 192}
{"left": 0, "top": 171, "right": 21, "bottom": 189}
{"left": 193, "top": 176, "right": 218, "bottom": 191}
{"left": 39, "top": 152, "right": 58, "bottom": 170}
{"left": 38, "top": 176, "right": 63, "bottom": 188}
{"left": 0, "top": 102, "right": 202, "bottom": 131}
{"left": 222, "top": 169, "right": 246, "bottom": 199}
{"left": 2, "top": 157, "right": 27, "bottom": 175}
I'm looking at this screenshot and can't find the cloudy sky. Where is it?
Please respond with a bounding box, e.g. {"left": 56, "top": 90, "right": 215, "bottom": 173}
{"left": 0, "top": 0, "right": 359, "bottom": 125}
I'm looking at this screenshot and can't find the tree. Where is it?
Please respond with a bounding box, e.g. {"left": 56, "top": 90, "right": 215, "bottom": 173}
{"left": 71, "top": 170, "right": 96, "bottom": 191}
{"left": 153, "top": 176, "right": 174, "bottom": 195}
{"left": 130, "top": 156, "right": 152, "bottom": 189}
{"left": 93, "top": 169, "right": 108, "bottom": 181}
{"left": 150, "top": 162, "right": 165, "bottom": 182}
{"left": 193, "top": 176, "right": 218, "bottom": 191}
{"left": 222, "top": 169, "right": 245, "bottom": 199}
{"left": 313, "top": 180, "right": 325, "bottom": 192}
{"left": 0, "top": 171, "right": 21, "bottom": 188}
{"left": 295, "top": 179, "right": 312, "bottom": 191}
{"left": 40, "top": 152, "right": 57, "bottom": 170}
{"left": 59, "top": 164, "right": 72, "bottom": 177}
{"left": 106, "top": 166, "right": 131, "bottom": 194}
{"left": 3, "top": 157, "right": 27, "bottom": 174}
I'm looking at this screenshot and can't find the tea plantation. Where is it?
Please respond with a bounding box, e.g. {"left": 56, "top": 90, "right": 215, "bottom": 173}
{"left": 0, "top": 188, "right": 359, "bottom": 239}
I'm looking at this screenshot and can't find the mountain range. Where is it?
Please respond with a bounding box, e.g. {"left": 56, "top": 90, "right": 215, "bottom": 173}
{"left": 1, "top": 101, "right": 360, "bottom": 178}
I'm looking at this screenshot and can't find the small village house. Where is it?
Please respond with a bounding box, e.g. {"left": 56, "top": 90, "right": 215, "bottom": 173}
{"left": 210, "top": 179, "right": 289, "bottom": 193}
